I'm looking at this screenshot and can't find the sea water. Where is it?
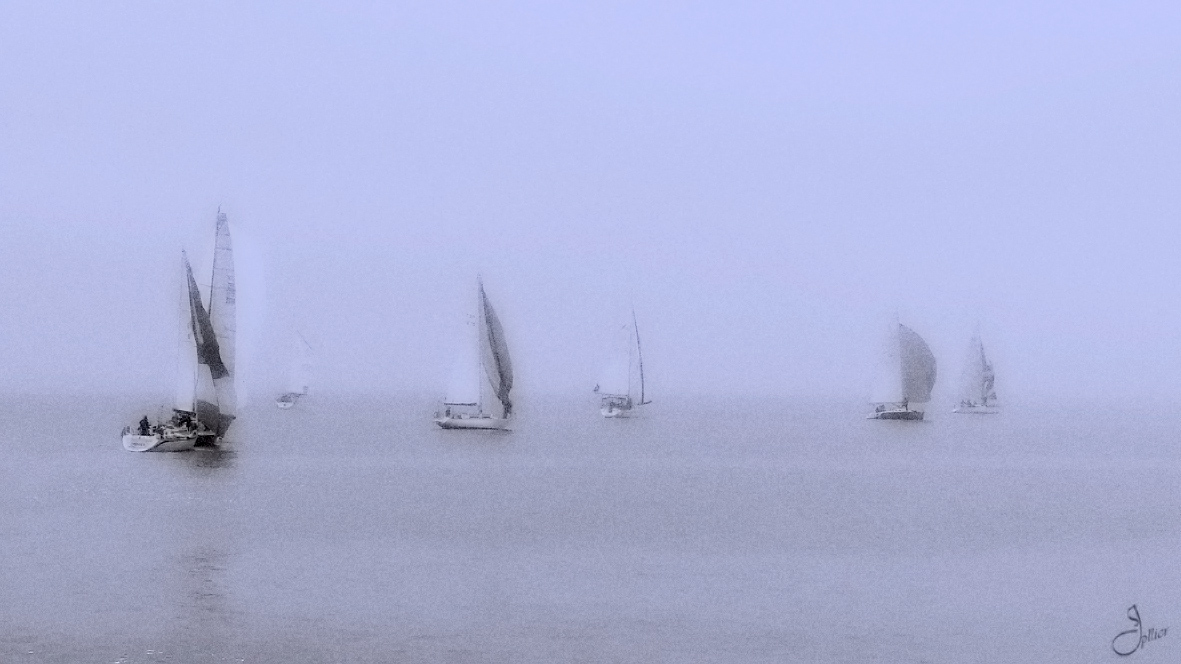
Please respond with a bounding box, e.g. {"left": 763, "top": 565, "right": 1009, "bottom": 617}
{"left": 1, "top": 394, "right": 1178, "bottom": 662}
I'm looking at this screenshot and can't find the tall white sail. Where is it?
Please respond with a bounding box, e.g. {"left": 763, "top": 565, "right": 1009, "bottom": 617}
{"left": 208, "top": 212, "right": 236, "bottom": 437}
{"left": 477, "top": 278, "right": 513, "bottom": 418}
{"left": 958, "top": 335, "right": 996, "bottom": 406}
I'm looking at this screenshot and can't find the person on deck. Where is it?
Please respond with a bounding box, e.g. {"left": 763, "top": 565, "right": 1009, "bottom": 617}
{"left": 138, "top": 416, "right": 151, "bottom": 436}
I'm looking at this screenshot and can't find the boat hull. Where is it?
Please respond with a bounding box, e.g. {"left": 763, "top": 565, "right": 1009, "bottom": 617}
{"left": 274, "top": 393, "right": 300, "bottom": 409}
{"left": 600, "top": 405, "right": 633, "bottom": 418}
{"left": 867, "top": 409, "right": 925, "bottom": 421}
{"left": 434, "top": 416, "right": 510, "bottom": 431}
{"left": 122, "top": 432, "right": 197, "bottom": 453}
{"left": 953, "top": 405, "right": 999, "bottom": 414}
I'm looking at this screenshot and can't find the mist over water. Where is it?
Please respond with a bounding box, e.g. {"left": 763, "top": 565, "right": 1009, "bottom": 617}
{"left": 2, "top": 395, "right": 1179, "bottom": 662}
{"left": 2, "top": 1, "right": 1181, "bottom": 661}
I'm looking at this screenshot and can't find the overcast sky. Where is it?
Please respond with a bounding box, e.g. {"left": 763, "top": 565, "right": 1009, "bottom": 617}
{"left": 1, "top": 0, "right": 1179, "bottom": 403}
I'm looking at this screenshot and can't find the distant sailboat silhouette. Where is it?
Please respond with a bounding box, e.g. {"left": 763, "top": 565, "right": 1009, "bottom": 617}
{"left": 596, "top": 310, "right": 651, "bottom": 418}
{"left": 868, "top": 321, "right": 937, "bottom": 421}
{"left": 276, "top": 333, "right": 313, "bottom": 409}
{"left": 123, "top": 212, "right": 237, "bottom": 450}
{"left": 434, "top": 278, "right": 514, "bottom": 431}
{"left": 953, "top": 334, "right": 998, "bottom": 414}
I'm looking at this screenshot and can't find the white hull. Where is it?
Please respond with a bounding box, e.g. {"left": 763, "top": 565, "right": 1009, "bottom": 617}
{"left": 953, "top": 405, "right": 999, "bottom": 414}
{"left": 434, "top": 415, "right": 510, "bottom": 431}
{"left": 867, "top": 408, "right": 925, "bottom": 421}
{"left": 275, "top": 393, "right": 302, "bottom": 409}
{"left": 122, "top": 432, "right": 197, "bottom": 453}
{"left": 600, "top": 405, "right": 633, "bottom": 418}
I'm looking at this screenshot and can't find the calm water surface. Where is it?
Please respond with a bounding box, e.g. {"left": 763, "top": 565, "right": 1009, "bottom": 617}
{"left": 1, "top": 395, "right": 1179, "bottom": 662}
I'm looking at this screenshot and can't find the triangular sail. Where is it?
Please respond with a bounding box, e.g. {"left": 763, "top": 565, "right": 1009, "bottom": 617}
{"left": 207, "top": 212, "right": 237, "bottom": 437}
{"left": 478, "top": 279, "right": 513, "bottom": 418}
{"left": 899, "top": 324, "right": 936, "bottom": 403}
{"left": 959, "top": 336, "right": 997, "bottom": 406}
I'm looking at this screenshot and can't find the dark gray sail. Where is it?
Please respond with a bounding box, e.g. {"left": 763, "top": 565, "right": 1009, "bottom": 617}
{"left": 899, "top": 324, "right": 937, "bottom": 403}
{"left": 184, "top": 254, "right": 227, "bottom": 379}
{"left": 478, "top": 279, "right": 513, "bottom": 418}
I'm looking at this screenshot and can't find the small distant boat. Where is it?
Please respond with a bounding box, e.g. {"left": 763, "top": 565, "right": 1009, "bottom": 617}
{"left": 868, "top": 322, "right": 937, "bottom": 421}
{"left": 434, "top": 278, "right": 514, "bottom": 431}
{"left": 595, "top": 310, "right": 651, "bottom": 418}
{"left": 275, "top": 334, "right": 313, "bottom": 409}
{"left": 953, "top": 334, "right": 998, "bottom": 414}
{"left": 122, "top": 211, "right": 237, "bottom": 451}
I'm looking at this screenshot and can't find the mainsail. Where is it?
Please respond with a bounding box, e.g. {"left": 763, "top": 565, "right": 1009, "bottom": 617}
{"left": 478, "top": 279, "right": 513, "bottom": 418}
{"left": 207, "top": 212, "right": 237, "bottom": 437}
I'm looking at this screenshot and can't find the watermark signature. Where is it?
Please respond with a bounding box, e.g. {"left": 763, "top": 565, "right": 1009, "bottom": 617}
{"left": 1112, "top": 605, "right": 1168, "bottom": 656}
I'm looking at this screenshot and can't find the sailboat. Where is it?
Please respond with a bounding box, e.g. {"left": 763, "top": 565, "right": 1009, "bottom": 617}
{"left": 953, "top": 335, "right": 998, "bottom": 414}
{"left": 123, "top": 212, "right": 237, "bottom": 451}
{"left": 594, "top": 310, "right": 651, "bottom": 417}
{"left": 275, "top": 334, "right": 313, "bottom": 409}
{"left": 867, "top": 322, "right": 937, "bottom": 421}
{"left": 434, "top": 278, "right": 514, "bottom": 430}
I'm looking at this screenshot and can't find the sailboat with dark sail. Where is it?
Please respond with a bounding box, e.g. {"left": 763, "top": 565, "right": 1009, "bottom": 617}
{"left": 868, "top": 322, "right": 937, "bottom": 421}
{"left": 434, "top": 278, "right": 514, "bottom": 431}
{"left": 953, "top": 334, "right": 998, "bottom": 414}
{"left": 122, "top": 212, "right": 237, "bottom": 451}
{"left": 595, "top": 310, "right": 651, "bottom": 418}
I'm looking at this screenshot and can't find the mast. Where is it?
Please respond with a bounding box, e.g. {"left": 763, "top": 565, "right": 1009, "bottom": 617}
{"left": 633, "top": 309, "right": 651, "bottom": 405}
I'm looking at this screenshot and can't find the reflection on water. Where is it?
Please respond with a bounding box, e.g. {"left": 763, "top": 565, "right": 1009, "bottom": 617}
{"left": 182, "top": 448, "right": 238, "bottom": 471}
{"left": 181, "top": 547, "right": 234, "bottom": 625}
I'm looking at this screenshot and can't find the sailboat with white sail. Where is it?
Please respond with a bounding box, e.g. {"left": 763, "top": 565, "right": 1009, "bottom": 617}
{"left": 434, "top": 278, "right": 514, "bottom": 431}
{"left": 275, "top": 333, "right": 313, "bottom": 409}
{"left": 594, "top": 310, "right": 651, "bottom": 418}
{"left": 953, "top": 334, "right": 998, "bottom": 414}
{"left": 868, "top": 322, "right": 937, "bottom": 421}
{"left": 123, "top": 212, "right": 238, "bottom": 451}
